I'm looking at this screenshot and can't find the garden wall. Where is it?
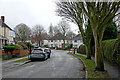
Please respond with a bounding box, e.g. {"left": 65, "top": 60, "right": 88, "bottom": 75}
{"left": 1, "top": 49, "right": 28, "bottom": 57}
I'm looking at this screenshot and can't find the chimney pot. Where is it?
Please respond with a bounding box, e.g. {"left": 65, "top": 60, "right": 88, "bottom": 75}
{"left": 1, "top": 16, "right": 5, "bottom": 23}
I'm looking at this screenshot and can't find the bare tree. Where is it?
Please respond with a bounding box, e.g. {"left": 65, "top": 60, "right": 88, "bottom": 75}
{"left": 56, "top": 1, "right": 120, "bottom": 71}
{"left": 114, "top": 14, "right": 120, "bottom": 32}
{"left": 32, "top": 25, "right": 46, "bottom": 46}
{"left": 53, "top": 26, "right": 61, "bottom": 35}
{"left": 14, "top": 23, "right": 31, "bottom": 42}
{"left": 48, "top": 23, "right": 54, "bottom": 37}
{"left": 80, "top": 1, "right": 120, "bottom": 71}
{"left": 57, "top": 20, "right": 70, "bottom": 49}
{"left": 56, "top": 1, "right": 93, "bottom": 59}
{"left": 32, "top": 25, "right": 46, "bottom": 35}
{"left": 66, "top": 30, "right": 76, "bottom": 39}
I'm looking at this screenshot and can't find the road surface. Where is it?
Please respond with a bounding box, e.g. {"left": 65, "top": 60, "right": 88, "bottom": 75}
{"left": 3, "top": 50, "right": 85, "bottom": 78}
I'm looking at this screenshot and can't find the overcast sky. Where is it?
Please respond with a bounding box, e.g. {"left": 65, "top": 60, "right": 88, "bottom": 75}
{"left": 0, "top": 0, "right": 79, "bottom": 33}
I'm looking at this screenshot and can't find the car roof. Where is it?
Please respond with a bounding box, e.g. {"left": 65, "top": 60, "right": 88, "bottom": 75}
{"left": 41, "top": 47, "right": 49, "bottom": 49}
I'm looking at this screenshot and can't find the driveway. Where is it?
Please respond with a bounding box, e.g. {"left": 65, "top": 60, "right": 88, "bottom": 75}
{"left": 3, "top": 50, "right": 85, "bottom": 78}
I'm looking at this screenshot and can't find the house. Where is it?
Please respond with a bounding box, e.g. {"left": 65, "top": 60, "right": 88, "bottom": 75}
{"left": 70, "top": 34, "right": 83, "bottom": 48}
{"left": 44, "top": 33, "right": 70, "bottom": 48}
{"left": 31, "top": 33, "right": 50, "bottom": 47}
{"left": 0, "top": 16, "right": 15, "bottom": 49}
{"left": 42, "top": 33, "right": 83, "bottom": 49}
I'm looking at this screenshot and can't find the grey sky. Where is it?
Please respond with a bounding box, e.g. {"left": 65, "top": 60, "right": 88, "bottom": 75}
{"left": 0, "top": 0, "right": 79, "bottom": 33}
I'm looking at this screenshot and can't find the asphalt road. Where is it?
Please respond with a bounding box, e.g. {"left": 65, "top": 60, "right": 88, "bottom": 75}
{"left": 3, "top": 50, "right": 85, "bottom": 78}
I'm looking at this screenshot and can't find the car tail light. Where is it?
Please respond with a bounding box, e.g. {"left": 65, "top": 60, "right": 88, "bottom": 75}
{"left": 40, "top": 53, "right": 45, "bottom": 54}
{"left": 31, "top": 52, "right": 34, "bottom": 54}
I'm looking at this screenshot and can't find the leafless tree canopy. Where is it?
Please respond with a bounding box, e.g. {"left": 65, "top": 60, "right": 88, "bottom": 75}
{"left": 14, "top": 23, "right": 31, "bottom": 42}
{"left": 32, "top": 25, "right": 46, "bottom": 35}
{"left": 57, "top": 20, "right": 70, "bottom": 36}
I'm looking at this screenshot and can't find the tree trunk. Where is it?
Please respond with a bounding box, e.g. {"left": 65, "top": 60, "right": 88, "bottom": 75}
{"left": 94, "top": 35, "right": 104, "bottom": 71}
{"left": 63, "top": 39, "right": 65, "bottom": 49}
{"left": 86, "top": 44, "right": 92, "bottom": 59}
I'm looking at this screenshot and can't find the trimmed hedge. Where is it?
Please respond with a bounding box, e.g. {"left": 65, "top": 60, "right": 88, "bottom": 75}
{"left": 77, "top": 44, "right": 86, "bottom": 54}
{"left": 77, "top": 38, "right": 120, "bottom": 66}
{"left": 102, "top": 38, "right": 120, "bottom": 65}
{"left": 10, "top": 44, "right": 23, "bottom": 49}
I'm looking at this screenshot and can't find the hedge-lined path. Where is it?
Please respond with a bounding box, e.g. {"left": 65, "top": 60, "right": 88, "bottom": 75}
{"left": 75, "top": 52, "right": 120, "bottom": 79}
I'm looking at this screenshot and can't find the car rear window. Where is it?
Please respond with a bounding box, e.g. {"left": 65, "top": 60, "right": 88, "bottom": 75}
{"left": 33, "top": 49, "right": 43, "bottom": 53}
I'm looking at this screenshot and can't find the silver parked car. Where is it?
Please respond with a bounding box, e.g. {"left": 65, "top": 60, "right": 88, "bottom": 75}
{"left": 30, "top": 48, "right": 48, "bottom": 61}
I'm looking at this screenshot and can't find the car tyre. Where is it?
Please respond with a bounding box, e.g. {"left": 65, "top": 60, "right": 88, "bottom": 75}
{"left": 48, "top": 55, "right": 50, "bottom": 58}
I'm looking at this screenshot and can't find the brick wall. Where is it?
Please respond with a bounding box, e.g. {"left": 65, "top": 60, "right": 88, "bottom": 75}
{"left": 1, "top": 49, "right": 28, "bottom": 57}
{"left": 118, "top": 32, "right": 120, "bottom": 37}
{"left": 0, "top": 50, "right": 2, "bottom": 55}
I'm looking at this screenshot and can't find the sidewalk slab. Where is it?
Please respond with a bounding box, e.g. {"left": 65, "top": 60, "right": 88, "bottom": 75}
{"left": 76, "top": 53, "right": 119, "bottom": 79}
{"left": 2, "top": 56, "right": 28, "bottom": 65}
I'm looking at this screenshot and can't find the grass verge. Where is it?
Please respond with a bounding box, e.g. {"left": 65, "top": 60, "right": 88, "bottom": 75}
{"left": 0, "top": 58, "right": 2, "bottom": 61}
{"left": 2, "top": 55, "right": 29, "bottom": 61}
{"left": 68, "top": 52, "right": 110, "bottom": 79}
{"left": 15, "top": 58, "right": 29, "bottom": 62}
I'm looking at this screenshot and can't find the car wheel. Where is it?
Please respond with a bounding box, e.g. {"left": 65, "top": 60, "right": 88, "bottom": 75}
{"left": 30, "top": 58, "right": 33, "bottom": 61}
{"left": 48, "top": 55, "right": 50, "bottom": 58}
{"left": 43, "top": 56, "right": 46, "bottom": 61}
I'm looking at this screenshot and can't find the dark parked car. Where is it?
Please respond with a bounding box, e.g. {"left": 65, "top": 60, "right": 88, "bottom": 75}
{"left": 30, "top": 48, "right": 48, "bottom": 61}
{"left": 43, "top": 48, "right": 51, "bottom": 58}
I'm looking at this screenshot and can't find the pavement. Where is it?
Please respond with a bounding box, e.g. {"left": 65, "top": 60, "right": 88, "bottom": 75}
{"left": 76, "top": 52, "right": 120, "bottom": 79}
{"left": 2, "top": 50, "right": 85, "bottom": 78}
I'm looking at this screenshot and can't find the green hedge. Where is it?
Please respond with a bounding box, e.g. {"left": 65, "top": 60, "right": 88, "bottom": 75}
{"left": 77, "top": 44, "right": 86, "bottom": 54}
{"left": 102, "top": 38, "right": 120, "bottom": 65}
{"left": 3, "top": 44, "right": 23, "bottom": 59}
{"left": 10, "top": 44, "right": 23, "bottom": 49}
{"left": 77, "top": 38, "right": 120, "bottom": 66}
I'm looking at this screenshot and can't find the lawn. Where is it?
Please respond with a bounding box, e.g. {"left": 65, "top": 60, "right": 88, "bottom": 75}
{"left": 68, "top": 52, "right": 110, "bottom": 79}
{"left": 0, "top": 58, "right": 2, "bottom": 61}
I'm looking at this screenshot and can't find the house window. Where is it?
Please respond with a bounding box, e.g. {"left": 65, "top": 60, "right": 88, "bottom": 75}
{"left": 59, "top": 45, "right": 61, "bottom": 48}
{"left": 55, "top": 44, "right": 58, "bottom": 47}
{"left": 55, "top": 40, "right": 57, "bottom": 42}
{"left": 51, "top": 44, "right": 53, "bottom": 47}
{"left": 74, "top": 40, "right": 77, "bottom": 42}
{"left": 51, "top": 40, "right": 53, "bottom": 42}
{"left": 10, "top": 30, "right": 15, "bottom": 37}
{"left": 74, "top": 45, "right": 77, "bottom": 48}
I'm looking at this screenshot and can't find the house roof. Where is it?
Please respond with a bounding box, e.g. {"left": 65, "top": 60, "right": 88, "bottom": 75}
{"left": 41, "top": 33, "right": 50, "bottom": 40}
{"left": 49, "top": 33, "right": 69, "bottom": 40}
{"left": 72, "top": 34, "right": 82, "bottom": 40}
{"left": 0, "top": 19, "right": 13, "bottom": 30}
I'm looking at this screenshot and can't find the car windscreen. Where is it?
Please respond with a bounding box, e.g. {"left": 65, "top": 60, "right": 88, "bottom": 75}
{"left": 44, "top": 49, "right": 48, "bottom": 52}
{"left": 33, "top": 49, "right": 43, "bottom": 53}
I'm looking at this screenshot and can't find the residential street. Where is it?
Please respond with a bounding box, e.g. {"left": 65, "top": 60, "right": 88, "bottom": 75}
{"left": 2, "top": 50, "right": 85, "bottom": 78}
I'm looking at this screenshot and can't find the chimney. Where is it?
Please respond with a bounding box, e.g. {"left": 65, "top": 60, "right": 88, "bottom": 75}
{"left": 1, "top": 16, "right": 5, "bottom": 23}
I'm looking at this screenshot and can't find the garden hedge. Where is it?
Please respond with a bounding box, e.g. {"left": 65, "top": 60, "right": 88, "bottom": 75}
{"left": 102, "top": 38, "right": 120, "bottom": 65}
{"left": 77, "top": 44, "right": 86, "bottom": 54}
{"left": 77, "top": 38, "right": 120, "bottom": 66}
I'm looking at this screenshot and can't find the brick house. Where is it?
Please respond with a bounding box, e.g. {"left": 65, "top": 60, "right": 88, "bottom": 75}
{"left": 0, "top": 16, "right": 15, "bottom": 49}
